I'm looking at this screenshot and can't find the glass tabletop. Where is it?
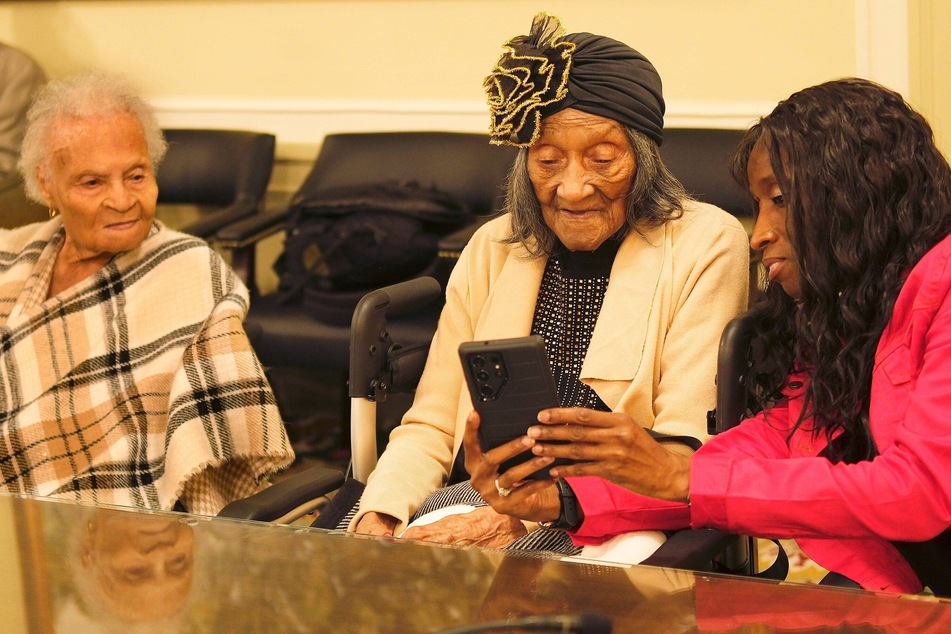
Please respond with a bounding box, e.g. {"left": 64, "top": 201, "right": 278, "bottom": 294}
{"left": 3, "top": 493, "right": 949, "bottom": 633}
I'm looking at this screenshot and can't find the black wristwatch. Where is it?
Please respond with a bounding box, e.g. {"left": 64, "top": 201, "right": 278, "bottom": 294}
{"left": 538, "top": 479, "right": 583, "bottom": 530}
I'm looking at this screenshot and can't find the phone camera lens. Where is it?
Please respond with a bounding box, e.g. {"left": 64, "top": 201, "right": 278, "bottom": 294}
{"left": 476, "top": 370, "right": 489, "bottom": 382}
{"left": 480, "top": 385, "right": 494, "bottom": 398}
{"left": 471, "top": 355, "right": 486, "bottom": 369}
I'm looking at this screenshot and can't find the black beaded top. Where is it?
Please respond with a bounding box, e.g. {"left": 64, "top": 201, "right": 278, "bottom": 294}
{"left": 531, "top": 237, "right": 622, "bottom": 412}
{"left": 449, "top": 236, "right": 622, "bottom": 483}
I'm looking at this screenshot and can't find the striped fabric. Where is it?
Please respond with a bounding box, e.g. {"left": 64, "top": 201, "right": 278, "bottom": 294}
{"left": 324, "top": 480, "right": 581, "bottom": 556}
{"left": 0, "top": 219, "right": 294, "bottom": 514}
{"left": 400, "top": 480, "right": 581, "bottom": 556}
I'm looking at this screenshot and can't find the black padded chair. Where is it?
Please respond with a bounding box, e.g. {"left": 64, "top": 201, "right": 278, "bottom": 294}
{"left": 216, "top": 132, "right": 517, "bottom": 373}
{"left": 661, "top": 128, "right": 749, "bottom": 218}
{"left": 220, "top": 128, "right": 753, "bottom": 372}
{"left": 156, "top": 128, "right": 276, "bottom": 239}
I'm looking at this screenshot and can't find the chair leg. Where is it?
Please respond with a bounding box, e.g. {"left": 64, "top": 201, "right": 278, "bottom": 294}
{"left": 338, "top": 373, "right": 350, "bottom": 453}
{"left": 229, "top": 244, "right": 258, "bottom": 297}
{"left": 713, "top": 535, "right": 756, "bottom": 575}
{"left": 265, "top": 366, "right": 349, "bottom": 462}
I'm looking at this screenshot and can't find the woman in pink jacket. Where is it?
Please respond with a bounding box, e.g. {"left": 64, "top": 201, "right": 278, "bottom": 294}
{"left": 464, "top": 78, "right": 951, "bottom": 596}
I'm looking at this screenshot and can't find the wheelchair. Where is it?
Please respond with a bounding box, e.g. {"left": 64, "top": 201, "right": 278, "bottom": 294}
{"left": 221, "top": 277, "right": 776, "bottom": 578}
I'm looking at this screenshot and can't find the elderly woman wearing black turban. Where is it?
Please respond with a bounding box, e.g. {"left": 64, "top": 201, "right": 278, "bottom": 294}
{"left": 346, "top": 14, "right": 749, "bottom": 557}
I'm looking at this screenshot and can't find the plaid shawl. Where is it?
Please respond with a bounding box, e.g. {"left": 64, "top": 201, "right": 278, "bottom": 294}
{"left": 0, "top": 219, "right": 294, "bottom": 514}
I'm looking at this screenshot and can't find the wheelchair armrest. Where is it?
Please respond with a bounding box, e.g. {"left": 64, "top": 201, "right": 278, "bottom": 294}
{"left": 640, "top": 528, "right": 739, "bottom": 572}
{"left": 213, "top": 208, "right": 290, "bottom": 293}
{"left": 216, "top": 465, "right": 345, "bottom": 522}
{"left": 214, "top": 207, "right": 289, "bottom": 249}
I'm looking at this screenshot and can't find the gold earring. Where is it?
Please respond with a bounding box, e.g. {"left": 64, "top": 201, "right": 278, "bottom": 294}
{"left": 49, "top": 208, "right": 57, "bottom": 219}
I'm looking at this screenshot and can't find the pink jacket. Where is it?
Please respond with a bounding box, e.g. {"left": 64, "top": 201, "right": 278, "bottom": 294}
{"left": 570, "top": 233, "right": 951, "bottom": 594}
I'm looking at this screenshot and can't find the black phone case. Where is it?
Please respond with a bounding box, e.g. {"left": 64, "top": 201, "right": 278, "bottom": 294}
{"left": 459, "top": 335, "right": 566, "bottom": 479}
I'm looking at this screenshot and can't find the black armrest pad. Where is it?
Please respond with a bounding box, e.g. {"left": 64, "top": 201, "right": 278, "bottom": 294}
{"left": 215, "top": 208, "right": 289, "bottom": 245}
{"left": 216, "top": 465, "right": 345, "bottom": 521}
{"left": 182, "top": 200, "right": 257, "bottom": 238}
{"left": 641, "top": 528, "right": 739, "bottom": 572}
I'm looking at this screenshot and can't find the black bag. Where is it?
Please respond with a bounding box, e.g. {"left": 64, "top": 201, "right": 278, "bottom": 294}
{"left": 275, "top": 180, "right": 470, "bottom": 324}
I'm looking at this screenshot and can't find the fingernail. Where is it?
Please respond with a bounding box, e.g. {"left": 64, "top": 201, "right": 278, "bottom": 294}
{"left": 522, "top": 436, "right": 534, "bottom": 446}
{"left": 527, "top": 426, "right": 540, "bottom": 437}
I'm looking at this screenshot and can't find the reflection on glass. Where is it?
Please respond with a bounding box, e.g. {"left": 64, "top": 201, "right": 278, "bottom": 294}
{"left": 474, "top": 555, "right": 697, "bottom": 633}
{"left": 13, "top": 497, "right": 950, "bottom": 634}
{"left": 53, "top": 508, "right": 194, "bottom": 632}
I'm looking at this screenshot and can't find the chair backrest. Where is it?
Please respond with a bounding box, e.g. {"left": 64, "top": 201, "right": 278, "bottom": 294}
{"left": 662, "top": 128, "right": 761, "bottom": 305}
{"left": 157, "top": 129, "right": 276, "bottom": 237}
{"left": 660, "top": 128, "right": 750, "bottom": 220}
{"left": 271, "top": 132, "right": 517, "bottom": 328}
{"left": 709, "top": 310, "right": 756, "bottom": 436}
{"left": 295, "top": 131, "right": 518, "bottom": 215}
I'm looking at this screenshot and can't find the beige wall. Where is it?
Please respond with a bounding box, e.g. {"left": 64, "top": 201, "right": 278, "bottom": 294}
{"left": 910, "top": 0, "right": 951, "bottom": 154}
{"left": 3, "top": 0, "right": 942, "bottom": 292}
{"left": 2, "top": 0, "right": 859, "bottom": 102}
{"left": 0, "top": 0, "right": 947, "bottom": 186}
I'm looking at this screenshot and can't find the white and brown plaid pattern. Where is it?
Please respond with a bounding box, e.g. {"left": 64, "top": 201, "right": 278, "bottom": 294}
{"left": 0, "top": 220, "right": 294, "bottom": 514}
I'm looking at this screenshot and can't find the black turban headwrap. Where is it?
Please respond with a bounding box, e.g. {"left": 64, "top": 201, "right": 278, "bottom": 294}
{"left": 484, "top": 13, "right": 665, "bottom": 147}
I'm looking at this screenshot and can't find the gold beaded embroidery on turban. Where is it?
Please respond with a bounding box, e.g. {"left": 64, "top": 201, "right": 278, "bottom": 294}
{"left": 483, "top": 13, "right": 575, "bottom": 147}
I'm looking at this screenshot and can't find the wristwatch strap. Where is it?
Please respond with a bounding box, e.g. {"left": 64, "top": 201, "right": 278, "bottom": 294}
{"left": 538, "top": 478, "right": 582, "bottom": 530}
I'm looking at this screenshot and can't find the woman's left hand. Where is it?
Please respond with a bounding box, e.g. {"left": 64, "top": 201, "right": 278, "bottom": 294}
{"left": 529, "top": 407, "right": 691, "bottom": 502}
{"left": 400, "top": 506, "right": 527, "bottom": 548}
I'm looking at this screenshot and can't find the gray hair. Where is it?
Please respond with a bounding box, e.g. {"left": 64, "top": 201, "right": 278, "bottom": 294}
{"left": 501, "top": 127, "right": 689, "bottom": 257}
{"left": 17, "top": 72, "right": 167, "bottom": 204}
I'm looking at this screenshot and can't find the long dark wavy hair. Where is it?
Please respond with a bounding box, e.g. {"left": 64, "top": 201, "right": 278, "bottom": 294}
{"left": 732, "top": 78, "right": 951, "bottom": 463}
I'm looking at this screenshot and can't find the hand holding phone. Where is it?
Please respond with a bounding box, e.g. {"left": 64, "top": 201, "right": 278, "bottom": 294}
{"left": 459, "top": 335, "right": 570, "bottom": 479}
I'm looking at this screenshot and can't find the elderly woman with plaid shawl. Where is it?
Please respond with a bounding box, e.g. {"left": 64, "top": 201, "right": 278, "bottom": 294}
{"left": 0, "top": 72, "right": 294, "bottom": 514}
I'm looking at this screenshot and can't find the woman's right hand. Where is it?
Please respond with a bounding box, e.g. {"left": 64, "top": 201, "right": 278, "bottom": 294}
{"left": 462, "top": 410, "right": 562, "bottom": 523}
{"left": 354, "top": 511, "right": 399, "bottom": 537}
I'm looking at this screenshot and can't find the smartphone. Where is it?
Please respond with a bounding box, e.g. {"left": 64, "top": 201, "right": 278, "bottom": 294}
{"left": 459, "top": 335, "right": 568, "bottom": 479}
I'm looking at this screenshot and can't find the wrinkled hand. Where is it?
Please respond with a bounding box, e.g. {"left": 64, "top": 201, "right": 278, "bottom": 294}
{"left": 354, "top": 511, "right": 399, "bottom": 537}
{"left": 529, "top": 407, "right": 691, "bottom": 502}
{"left": 462, "top": 411, "right": 562, "bottom": 523}
{"left": 401, "top": 505, "right": 527, "bottom": 548}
